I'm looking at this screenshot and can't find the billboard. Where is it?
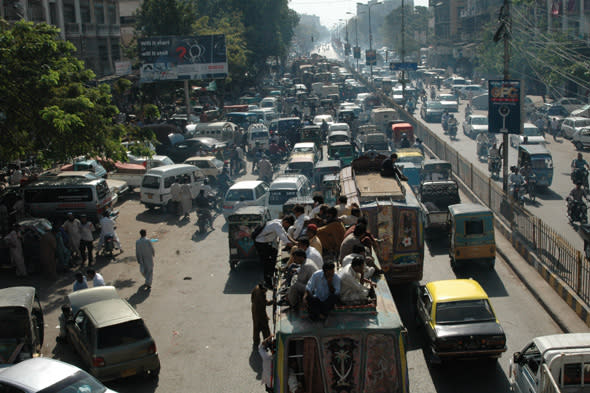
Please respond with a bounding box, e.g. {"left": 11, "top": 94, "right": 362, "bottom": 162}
{"left": 138, "top": 34, "right": 228, "bottom": 82}
{"left": 488, "top": 80, "right": 522, "bottom": 135}
{"left": 353, "top": 46, "right": 361, "bottom": 59}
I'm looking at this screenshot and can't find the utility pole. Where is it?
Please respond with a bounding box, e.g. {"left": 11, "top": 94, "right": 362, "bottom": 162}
{"left": 502, "top": 0, "right": 510, "bottom": 192}
{"left": 368, "top": 5, "right": 374, "bottom": 78}
{"left": 355, "top": 18, "right": 359, "bottom": 72}
{"left": 401, "top": 0, "right": 406, "bottom": 99}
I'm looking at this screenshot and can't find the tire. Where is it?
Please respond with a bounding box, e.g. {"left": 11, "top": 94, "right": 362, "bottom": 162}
{"left": 488, "top": 258, "right": 495, "bottom": 270}
{"left": 149, "top": 366, "right": 160, "bottom": 380}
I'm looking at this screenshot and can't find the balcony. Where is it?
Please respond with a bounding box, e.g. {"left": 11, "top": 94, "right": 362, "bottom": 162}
{"left": 65, "top": 23, "right": 80, "bottom": 36}
{"left": 97, "top": 24, "right": 109, "bottom": 36}
{"left": 82, "top": 23, "right": 96, "bottom": 36}
{"left": 109, "top": 25, "right": 120, "bottom": 36}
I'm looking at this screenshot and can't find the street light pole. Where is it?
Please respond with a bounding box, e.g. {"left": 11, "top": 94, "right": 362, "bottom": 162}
{"left": 358, "top": 2, "right": 382, "bottom": 78}
{"left": 401, "top": 0, "right": 406, "bottom": 99}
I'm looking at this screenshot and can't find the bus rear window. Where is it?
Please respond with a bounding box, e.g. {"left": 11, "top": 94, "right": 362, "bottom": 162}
{"left": 141, "top": 175, "right": 161, "bottom": 189}
{"left": 465, "top": 220, "right": 484, "bottom": 235}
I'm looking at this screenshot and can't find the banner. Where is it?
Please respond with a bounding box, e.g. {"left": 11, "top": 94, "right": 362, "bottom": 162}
{"left": 139, "top": 34, "right": 228, "bottom": 82}
{"left": 488, "top": 80, "right": 522, "bottom": 135}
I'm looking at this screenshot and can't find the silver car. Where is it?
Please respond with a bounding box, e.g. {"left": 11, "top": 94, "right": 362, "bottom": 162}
{"left": 0, "top": 357, "right": 117, "bottom": 392}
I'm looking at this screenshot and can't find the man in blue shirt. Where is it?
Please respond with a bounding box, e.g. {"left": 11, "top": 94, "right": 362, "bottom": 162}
{"left": 304, "top": 262, "right": 341, "bottom": 321}
{"left": 73, "top": 272, "right": 88, "bottom": 292}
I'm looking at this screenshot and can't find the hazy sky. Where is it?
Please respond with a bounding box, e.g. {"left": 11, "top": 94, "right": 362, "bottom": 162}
{"left": 289, "top": 0, "right": 429, "bottom": 28}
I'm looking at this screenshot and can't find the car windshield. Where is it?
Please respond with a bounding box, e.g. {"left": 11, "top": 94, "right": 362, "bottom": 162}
{"left": 440, "top": 95, "right": 456, "bottom": 101}
{"left": 472, "top": 117, "right": 487, "bottom": 125}
{"left": 524, "top": 127, "right": 542, "bottom": 136}
{"left": 38, "top": 371, "right": 106, "bottom": 393}
{"left": 225, "top": 189, "right": 254, "bottom": 202}
{"left": 294, "top": 147, "right": 314, "bottom": 154}
{"left": 365, "top": 143, "right": 390, "bottom": 151}
{"left": 397, "top": 155, "right": 423, "bottom": 164}
{"left": 329, "top": 146, "right": 354, "bottom": 156}
{"left": 251, "top": 132, "right": 268, "bottom": 139}
{"left": 158, "top": 157, "right": 174, "bottom": 166}
{"left": 548, "top": 107, "right": 565, "bottom": 115}
{"left": 436, "top": 299, "right": 495, "bottom": 324}
{"left": 97, "top": 319, "right": 150, "bottom": 349}
{"left": 269, "top": 190, "right": 297, "bottom": 204}
{"left": 141, "top": 175, "right": 160, "bottom": 189}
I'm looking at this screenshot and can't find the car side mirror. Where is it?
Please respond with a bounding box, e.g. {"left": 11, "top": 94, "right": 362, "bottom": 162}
{"left": 513, "top": 351, "right": 522, "bottom": 364}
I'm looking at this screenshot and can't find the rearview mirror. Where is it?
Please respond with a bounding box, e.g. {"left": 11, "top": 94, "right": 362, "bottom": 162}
{"left": 513, "top": 351, "right": 522, "bottom": 364}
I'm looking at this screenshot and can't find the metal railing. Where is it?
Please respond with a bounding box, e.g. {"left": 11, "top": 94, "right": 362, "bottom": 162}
{"left": 350, "top": 68, "right": 590, "bottom": 306}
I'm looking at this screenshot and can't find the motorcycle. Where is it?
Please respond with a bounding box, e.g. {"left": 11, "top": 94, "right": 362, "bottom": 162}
{"left": 197, "top": 209, "right": 213, "bottom": 234}
{"left": 488, "top": 156, "right": 502, "bottom": 179}
{"left": 208, "top": 192, "right": 223, "bottom": 213}
{"left": 567, "top": 197, "right": 588, "bottom": 224}
{"left": 430, "top": 87, "right": 436, "bottom": 100}
{"left": 448, "top": 123, "right": 458, "bottom": 140}
{"left": 101, "top": 234, "right": 115, "bottom": 257}
{"left": 477, "top": 141, "right": 490, "bottom": 162}
{"left": 571, "top": 167, "right": 589, "bottom": 189}
{"left": 510, "top": 181, "right": 526, "bottom": 206}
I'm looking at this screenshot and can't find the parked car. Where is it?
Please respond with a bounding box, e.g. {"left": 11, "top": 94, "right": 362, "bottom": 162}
{"left": 571, "top": 103, "right": 590, "bottom": 118}
{"left": 165, "top": 137, "right": 226, "bottom": 163}
{"left": 415, "top": 279, "right": 506, "bottom": 364}
{"left": 0, "top": 357, "right": 117, "bottom": 392}
{"left": 62, "top": 286, "right": 160, "bottom": 381}
{"left": 510, "top": 123, "right": 546, "bottom": 147}
{"left": 572, "top": 127, "right": 590, "bottom": 150}
{"left": 438, "top": 93, "right": 459, "bottom": 112}
{"left": 184, "top": 156, "right": 224, "bottom": 183}
{"left": 536, "top": 103, "right": 569, "bottom": 123}
{"left": 561, "top": 116, "right": 590, "bottom": 139}
{"left": 472, "top": 93, "right": 489, "bottom": 110}
{"left": 420, "top": 101, "right": 445, "bottom": 122}
{"left": 462, "top": 114, "right": 488, "bottom": 138}
{"left": 458, "top": 84, "right": 486, "bottom": 99}
{"left": 222, "top": 180, "right": 269, "bottom": 219}
{"left": 552, "top": 97, "right": 585, "bottom": 113}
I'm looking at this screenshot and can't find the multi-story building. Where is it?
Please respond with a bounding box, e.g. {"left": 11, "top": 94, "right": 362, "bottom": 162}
{"left": 1, "top": 0, "right": 121, "bottom": 77}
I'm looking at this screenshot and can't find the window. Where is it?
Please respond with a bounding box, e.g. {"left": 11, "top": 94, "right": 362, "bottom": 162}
{"left": 94, "top": 1, "right": 104, "bottom": 24}
{"left": 436, "top": 299, "right": 495, "bottom": 324}
{"left": 287, "top": 338, "right": 325, "bottom": 393}
{"left": 80, "top": 0, "right": 91, "bottom": 22}
{"left": 97, "top": 319, "right": 149, "bottom": 349}
{"left": 225, "top": 189, "right": 253, "bottom": 202}
{"left": 269, "top": 190, "right": 297, "bottom": 205}
{"left": 0, "top": 382, "right": 26, "bottom": 393}
{"left": 63, "top": 2, "right": 76, "bottom": 23}
{"left": 107, "top": 2, "right": 116, "bottom": 24}
{"left": 36, "top": 371, "right": 106, "bottom": 393}
{"left": 465, "top": 219, "right": 484, "bottom": 235}
{"left": 255, "top": 184, "right": 267, "bottom": 199}
{"left": 141, "top": 175, "right": 161, "bottom": 189}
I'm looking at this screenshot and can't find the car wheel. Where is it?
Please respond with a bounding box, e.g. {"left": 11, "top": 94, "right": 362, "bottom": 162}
{"left": 149, "top": 366, "right": 160, "bottom": 380}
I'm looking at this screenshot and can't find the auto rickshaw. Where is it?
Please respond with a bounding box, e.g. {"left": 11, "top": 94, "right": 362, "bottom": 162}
{"left": 421, "top": 160, "right": 452, "bottom": 182}
{"left": 517, "top": 144, "right": 554, "bottom": 188}
{"left": 313, "top": 160, "right": 341, "bottom": 189}
{"left": 300, "top": 125, "right": 323, "bottom": 155}
{"left": 448, "top": 203, "right": 496, "bottom": 270}
{"left": 0, "top": 286, "right": 44, "bottom": 364}
{"left": 316, "top": 173, "right": 340, "bottom": 206}
{"left": 396, "top": 148, "right": 424, "bottom": 166}
{"left": 392, "top": 122, "right": 415, "bottom": 148}
{"left": 327, "top": 141, "right": 356, "bottom": 166}
{"left": 227, "top": 206, "right": 271, "bottom": 270}
{"left": 397, "top": 162, "right": 421, "bottom": 192}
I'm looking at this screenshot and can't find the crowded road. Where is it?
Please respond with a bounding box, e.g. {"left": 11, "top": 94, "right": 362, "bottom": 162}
{"left": 21, "top": 155, "right": 581, "bottom": 393}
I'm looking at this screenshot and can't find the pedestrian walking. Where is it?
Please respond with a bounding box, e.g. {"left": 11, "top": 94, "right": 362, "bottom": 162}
{"left": 135, "top": 229, "right": 155, "bottom": 290}
{"left": 39, "top": 227, "right": 57, "bottom": 280}
{"left": 251, "top": 282, "right": 272, "bottom": 346}
{"left": 78, "top": 214, "right": 95, "bottom": 266}
{"left": 180, "top": 180, "right": 192, "bottom": 219}
{"left": 63, "top": 212, "right": 81, "bottom": 258}
{"left": 4, "top": 224, "right": 26, "bottom": 277}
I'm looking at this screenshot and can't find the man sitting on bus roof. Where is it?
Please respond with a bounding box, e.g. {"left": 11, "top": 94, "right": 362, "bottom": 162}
{"left": 303, "top": 262, "right": 341, "bottom": 321}
{"left": 338, "top": 257, "right": 376, "bottom": 305}
{"left": 381, "top": 153, "right": 408, "bottom": 181}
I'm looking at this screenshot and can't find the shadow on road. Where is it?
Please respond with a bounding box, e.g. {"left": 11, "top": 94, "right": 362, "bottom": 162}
{"left": 453, "top": 265, "right": 509, "bottom": 297}
{"left": 390, "top": 283, "right": 423, "bottom": 351}
{"left": 223, "top": 260, "right": 261, "bottom": 294}
{"left": 127, "top": 285, "right": 150, "bottom": 306}
{"left": 425, "top": 236, "right": 449, "bottom": 257}
{"left": 536, "top": 188, "right": 563, "bottom": 201}
{"left": 249, "top": 346, "right": 262, "bottom": 378}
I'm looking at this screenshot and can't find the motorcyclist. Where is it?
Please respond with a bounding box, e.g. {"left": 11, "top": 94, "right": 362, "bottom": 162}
{"left": 465, "top": 103, "right": 472, "bottom": 118}
{"left": 195, "top": 189, "right": 213, "bottom": 228}
{"left": 412, "top": 138, "right": 424, "bottom": 155}
{"left": 217, "top": 168, "right": 232, "bottom": 195}
{"left": 320, "top": 119, "right": 329, "bottom": 139}
{"left": 488, "top": 143, "right": 500, "bottom": 160}
{"left": 97, "top": 210, "right": 122, "bottom": 253}
{"left": 476, "top": 131, "right": 490, "bottom": 157}
{"left": 400, "top": 133, "right": 411, "bottom": 148}
{"left": 571, "top": 153, "right": 589, "bottom": 186}
{"left": 508, "top": 166, "right": 525, "bottom": 201}
{"left": 447, "top": 114, "right": 458, "bottom": 135}
{"left": 258, "top": 155, "right": 273, "bottom": 183}
{"left": 430, "top": 86, "right": 436, "bottom": 100}
{"left": 567, "top": 183, "right": 588, "bottom": 221}
{"left": 406, "top": 97, "right": 415, "bottom": 113}
{"left": 571, "top": 153, "right": 589, "bottom": 171}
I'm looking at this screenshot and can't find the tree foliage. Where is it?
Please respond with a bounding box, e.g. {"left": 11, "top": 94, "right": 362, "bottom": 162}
{"left": 0, "top": 21, "right": 128, "bottom": 163}
{"left": 382, "top": 6, "right": 429, "bottom": 57}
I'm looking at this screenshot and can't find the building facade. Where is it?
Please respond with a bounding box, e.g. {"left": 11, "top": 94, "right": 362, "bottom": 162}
{"left": 1, "top": 0, "right": 121, "bottom": 77}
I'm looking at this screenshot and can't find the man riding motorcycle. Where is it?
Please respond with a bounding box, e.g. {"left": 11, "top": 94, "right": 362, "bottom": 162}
{"left": 508, "top": 166, "right": 525, "bottom": 202}
{"left": 476, "top": 131, "right": 491, "bottom": 158}
{"left": 567, "top": 183, "right": 588, "bottom": 223}
{"left": 488, "top": 143, "right": 502, "bottom": 175}
{"left": 195, "top": 189, "right": 213, "bottom": 229}
{"left": 447, "top": 114, "right": 458, "bottom": 137}
{"left": 258, "top": 155, "right": 273, "bottom": 183}
{"left": 97, "top": 210, "right": 122, "bottom": 253}
{"left": 571, "top": 153, "right": 590, "bottom": 188}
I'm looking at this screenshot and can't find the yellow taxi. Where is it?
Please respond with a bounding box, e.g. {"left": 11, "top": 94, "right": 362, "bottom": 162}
{"left": 415, "top": 279, "right": 506, "bottom": 364}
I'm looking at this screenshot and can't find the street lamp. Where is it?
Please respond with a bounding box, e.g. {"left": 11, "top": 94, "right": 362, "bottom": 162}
{"left": 347, "top": 11, "right": 360, "bottom": 71}
{"left": 357, "top": 2, "right": 382, "bottom": 78}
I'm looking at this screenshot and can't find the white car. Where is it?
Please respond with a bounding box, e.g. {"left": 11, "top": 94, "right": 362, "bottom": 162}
{"left": 458, "top": 85, "right": 486, "bottom": 99}
{"left": 222, "top": 180, "right": 269, "bottom": 219}
{"left": 552, "top": 97, "right": 586, "bottom": 113}
{"left": 0, "top": 358, "right": 117, "bottom": 392}
{"left": 438, "top": 93, "right": 459, "bottom": 112}
{"left": 462, "top": 114, "right": 488, "bottom": 138}
{"left": 561, "top": 117, "right": 590, "bottom": 139}
{"left": 312, "top": 114, "right": 334, "bottom": 125}
{"left": 572, "top": 127, "right": 590, "bottom": 150}
{"left": 510, "top": 123, "right": 546, "bottom": 148}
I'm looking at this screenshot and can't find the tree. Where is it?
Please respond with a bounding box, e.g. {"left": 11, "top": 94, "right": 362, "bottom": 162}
{"left": 382, "top": 6, "right": 429, "bottom": 57}
{"left": 135, "top": 0, "right": 196, "bottom": 36}
{"left": 0, "top": 21, "right": 128, "bottom": 163}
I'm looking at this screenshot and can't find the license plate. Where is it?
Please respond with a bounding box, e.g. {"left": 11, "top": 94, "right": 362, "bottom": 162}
{"left": 147, "top": 194, "right": 153, "bottom": 199}
{"left": 121, "top": 368, "right": 136, "bottom": 378}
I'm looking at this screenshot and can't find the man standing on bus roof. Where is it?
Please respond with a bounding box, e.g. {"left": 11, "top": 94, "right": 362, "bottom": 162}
{"left": 304, "top": 262, "right": 341, "bottom": 321}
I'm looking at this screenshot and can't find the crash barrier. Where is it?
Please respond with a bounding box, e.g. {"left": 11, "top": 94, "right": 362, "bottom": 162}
{"left": 348, "top": 66, "right": 590, "bottom": 310}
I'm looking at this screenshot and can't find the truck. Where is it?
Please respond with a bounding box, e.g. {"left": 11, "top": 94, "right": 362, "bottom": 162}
{"left": 320, "top": 83, "right": 339, "bottom": 99}
{"left": 418, "top": 160, "right": 460, "bottom": 235}
{"left": 340, "top": 155, "right": 424, "bottom": 283}
{"left": 356, "top": 131, "right": 391, "bottom": 155}
{"left": 509, "top": 333, "right": 590, "bottom": 393}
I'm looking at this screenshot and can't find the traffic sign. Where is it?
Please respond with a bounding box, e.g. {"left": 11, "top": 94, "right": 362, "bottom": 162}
{"left": 366, "top": 49, "right": 377, "bottom": 66}
{"left": 488, "top": 80, "right": 522, "bottom": 135}
{"left": 353, "top": 46, "right": 361, "bottom": 59}
{"left": 390, "top": 62, "right": 418, "bottom": 71}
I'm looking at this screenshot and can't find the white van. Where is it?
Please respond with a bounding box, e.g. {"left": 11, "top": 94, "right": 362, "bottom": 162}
{"left": 328, "top": 123, "right": 351, "bottom": 137}
{"left": 140, "top": 164, "right": 204, "bottom": 211}
{"left": 259, "top": 97, "right": 279, "bottom": 111}
{"left": 222, "top": 180, "right": 269, "bottom": 219}
{"left": 251, "top": 108, "right": 279, "bottom": 127}
{"left": 247, "top": 123, "right": 270, "bottom": 151}
{"left": 187, "top": 121, "right": 238, "bottom": 143}
{"left": 268, "top": 175, "right": 312, "bottom": 219}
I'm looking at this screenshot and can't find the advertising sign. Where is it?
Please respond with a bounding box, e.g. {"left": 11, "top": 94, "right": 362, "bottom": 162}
{"left": 390, "top": 62, "right": 418, "bottom": 71}
{"left": 488, "top": 80, "right": 522, "bottom": 134}
{"left": 353, "top": 46, "right": 361, "bottom": 59}
{"left": 138, "top": 34, "right": 227, "bottom": 82}
{"left": 345, "top": 43, "right": 351, "bottom": 56}
{"left": 114, "top": 60, "right": 131, "bottom": 76}
{"left": 365, "top": 49, "right": 377, "bottom": 66}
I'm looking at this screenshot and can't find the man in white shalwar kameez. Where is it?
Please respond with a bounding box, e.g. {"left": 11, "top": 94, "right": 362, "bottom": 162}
{"left": 135, "top": 229, "right": 155, "bottom": 289}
